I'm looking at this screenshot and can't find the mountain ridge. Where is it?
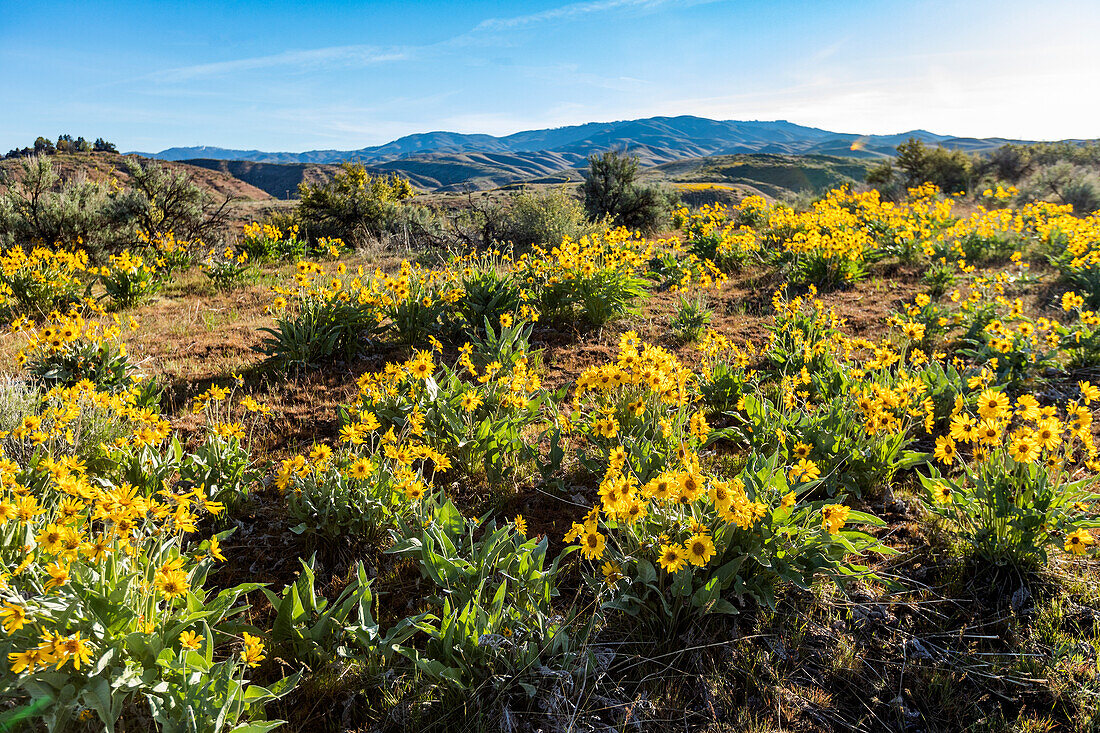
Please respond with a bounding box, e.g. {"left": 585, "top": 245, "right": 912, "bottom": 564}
{"left": 133, "top": 115, "right": 1069, "bottom": 194}
{"left": 132, "top": 115, "right": 999, "bottom": 165}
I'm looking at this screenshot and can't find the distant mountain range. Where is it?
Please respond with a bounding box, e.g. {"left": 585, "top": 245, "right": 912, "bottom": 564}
{"left": 134, "top": 115, "right": 1024, "bottom": 164}
{"left": 130, "top": 115, "right": 1033, "bottom": 193}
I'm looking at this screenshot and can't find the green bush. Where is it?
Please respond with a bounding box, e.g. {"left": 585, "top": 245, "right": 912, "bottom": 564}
{"left": 494, "top": 188, "right": 601, "bottom": 247}
{"left": 894, "top": 137, "right": 975, "bottom": 194}
{"left": 583, "top": 151, "right": 678, "bottom": 234}
{"left": 296, "top": 162, "right": 421, "bottom": 244}
{"left": 455, "top": 261, "right": 522, "bottom": 338}
{"left": 0, "top": 156, "right": 113, "bottom": 253}
{"left": 259, "top": 292, "right": 383, "bottom": 369}
{"left": 281, "top": 445, "right": 421, "bottom": 544}
{"left": 98, "top": 250, "right": 167, "bottom": 309}
{"left": 669, "top": 291, "right": 712, "bottom": 343}
{"left": 921, "top": 402, "right": 1100, "bottom": 564}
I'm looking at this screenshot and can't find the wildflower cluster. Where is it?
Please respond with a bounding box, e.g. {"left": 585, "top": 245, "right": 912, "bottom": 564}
{"left": 0, "top": 245, "right": 88, "bottom": 316}
{"left": 923, "top": 384, "right": 1100, "bottom": 563}
{"left": 563, "top": 336, "right": 884, "bottom": 621}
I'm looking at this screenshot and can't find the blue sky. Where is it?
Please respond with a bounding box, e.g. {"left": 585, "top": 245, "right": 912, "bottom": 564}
{"left": 2, "top": 0, "right": 1099, "bottom": 152}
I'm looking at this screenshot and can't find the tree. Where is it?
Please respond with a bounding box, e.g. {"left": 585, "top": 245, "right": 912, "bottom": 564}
{"left": 892, "top": 137, "right": 974, "bottom": 194}
{"left": 583, "top": 150, "right": 677, "bottom": 233}
{"left": 894, "top": 137, "right": 929, "bottom": 187}
{"left": 93, "top": 138, "right": 118, "bottom": 153}
{"left": 987, "top": 144, "right": 1032, "bottom": 182}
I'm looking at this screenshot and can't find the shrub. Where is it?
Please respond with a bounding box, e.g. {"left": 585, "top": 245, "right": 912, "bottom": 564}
{"left": 494, "top": 188, "right": 601, "bottom": 248}
{"left": 1023, "top": 162, "right": 1100, "bottom": 214}
{"left": 894, "top": 137, "right": 975, "bottom": 194}
{"left": 105, "top": 158, "right": 235, "bottom": 250}
{"left": 296, "top": 163, "right": 418, "bottom": 244}
{"left": 0, "top": 157, "right": 231, "bottom": 259}
{"left": 583, "top": 151, "right": 677, "bottom": 234}
{"left": 0, "top": 156, "right": 113, "bottom": 254}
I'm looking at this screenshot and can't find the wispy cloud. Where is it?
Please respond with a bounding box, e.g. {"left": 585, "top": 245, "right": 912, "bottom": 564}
{"left": 150, "top": 45, "right": 407, "bottom": 82}
{"left": 150, "top": 0, "right": 718, "bottom": 82}
{"left": 473, "top": 0, "right": 684, "bottom": 31}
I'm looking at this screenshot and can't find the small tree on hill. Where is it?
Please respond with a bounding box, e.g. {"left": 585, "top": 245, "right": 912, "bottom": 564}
{"left": 583, "top": 150, "right": 676, "bottom": 234}
{"left": 892, "top": 137, "right": 974, "bottom": 194}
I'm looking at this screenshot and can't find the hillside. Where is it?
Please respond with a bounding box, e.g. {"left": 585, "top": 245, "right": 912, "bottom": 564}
{"left": 178, "top": 150, "right": 881, "bottom": 200}
{"left": 181, "top": 159, "right": 339, "bottom": 201}
{"left": 137, "top": 115, "right": 1030, "bottom": 168}
{"left": 0, "top": 152, "right": 274, "bottom": 202}
{"left": 128, "top": 114, "right": 1057, "bottom": 195}
{"left": 646, "top": 153, "right": 876, "bottom": 199}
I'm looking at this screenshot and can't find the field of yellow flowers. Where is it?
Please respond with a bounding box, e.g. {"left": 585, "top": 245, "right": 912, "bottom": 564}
{"left": 1, "top": 184, "right": 1099, "bottom": 732}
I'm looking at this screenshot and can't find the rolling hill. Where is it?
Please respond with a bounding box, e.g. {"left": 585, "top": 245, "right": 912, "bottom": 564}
{"left": 645, "top": 154, "right": 877, "bottom": 199}
{"left": 0, "top": 152, "right": 273, "bottom": 202}
{"left": 136, "top": 115, "right": 1028, "bottom": 168}
{"left": 132, "top": 115, "right": 1042, "bottom": 194}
